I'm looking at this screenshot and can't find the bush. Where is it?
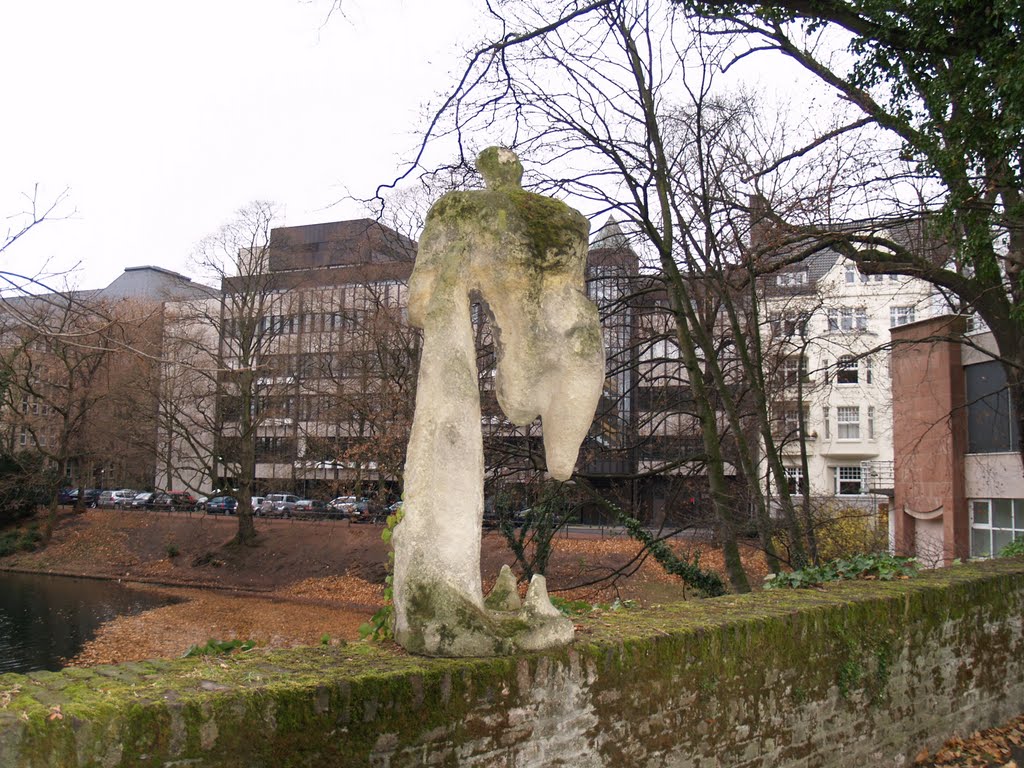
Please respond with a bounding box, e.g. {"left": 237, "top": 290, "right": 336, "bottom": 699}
{"left": 764, "top": 552, "right": 917, "bottom": 590}
{"left": 772, "top": 498, "right": 890, "bottom": 565}
{"left": 182, "top": 638, "right": 256, "bottom": 658}
{"left": 1000, "top": 537, "right": 1024, "bottom": 558}
{"left": 165, "top": 543, "right": 180, "bottom": 559}
{"left": 0, "top": 452, "right": 59, "bottom": 527}
{"left": 0, "top": 526, "right": 43, "bottom": 557}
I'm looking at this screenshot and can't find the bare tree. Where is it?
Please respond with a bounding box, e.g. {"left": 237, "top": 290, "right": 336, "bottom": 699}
{"left": 178, "top": 201, "right": 294, "bottom": 546}
{"left": 0, "top": 291, "right": 148, "bottom": 537}
{"left": 673, "top": 0, "right": 1024, "bottom": 471}
{"left": 375, "top": 0, "right": 919, "bottom": 589}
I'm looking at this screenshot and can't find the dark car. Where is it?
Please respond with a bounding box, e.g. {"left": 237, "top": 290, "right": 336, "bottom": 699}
{"left": 130, "top": 492, "right": 156, "bottom": 510}
{"left": 205, "top": 496, "right": 237, "bottom": 515}
{"left": 294, "top": 499, "right": 328, "bottom": 517}
{"left": 78, "top": 489, "right": 102, "bottom": 508}
{"left": 349, "top": 499, "right": 384, "bottom": 524}
{"left": 149, "top": 491, "right": 197, "bottom": 511}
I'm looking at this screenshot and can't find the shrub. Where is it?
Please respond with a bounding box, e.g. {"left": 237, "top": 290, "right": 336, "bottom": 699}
{"left": 165, "top": 543, "right": 180, "bottom": 559}
{"left": 0, "top": 527, "right": 43, "bottom": 557}
{"left": 182, "top": 638, "right": 256, "bottom": 658}
{"left": 1000, "top": 537, "right": 1024, "bottom": 558}
{"left": 772, "top": 498, "right": 890, "bottom": 565}
{"left": 764, "top": 552, "right": 917, "bottom": 589}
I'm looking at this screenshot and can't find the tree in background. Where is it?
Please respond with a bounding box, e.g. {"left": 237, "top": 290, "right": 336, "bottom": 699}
{"left": 398, "top": 0, "right": 882, "bottom": 590}
{"left": 0, "top": 291, "right": 150, "bottom": 538}
{"left": 678, "top": 0, "right": 1024, "bottom": 467}
{"left": 181, "top": 201, "right": 293, "bottom": 546}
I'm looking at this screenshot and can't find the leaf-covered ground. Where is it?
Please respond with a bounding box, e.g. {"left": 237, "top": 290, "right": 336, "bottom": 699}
{"left": 915, "top": 716, "right": 1024, "bottom": 767}
{"left": 4, "top": 509, "right": 1022, "bottom": 764}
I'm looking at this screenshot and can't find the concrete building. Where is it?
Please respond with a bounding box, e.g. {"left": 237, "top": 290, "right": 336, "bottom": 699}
{"left": 0, "top": 266, "right": 208, "bottom": 491}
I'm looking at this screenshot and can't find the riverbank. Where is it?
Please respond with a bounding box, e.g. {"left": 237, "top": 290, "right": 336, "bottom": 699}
{"left": 0, "top": 508, "right": 766, "bottom": 665}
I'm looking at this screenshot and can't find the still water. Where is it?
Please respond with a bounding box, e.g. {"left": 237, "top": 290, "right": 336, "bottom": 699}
{"left": 0, "top": 572, "right": 169, "bottom": 674}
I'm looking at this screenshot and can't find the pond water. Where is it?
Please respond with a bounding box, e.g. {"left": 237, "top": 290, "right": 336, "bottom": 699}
{"left": 0, "top": 572, "right": 170, "bottom": 674}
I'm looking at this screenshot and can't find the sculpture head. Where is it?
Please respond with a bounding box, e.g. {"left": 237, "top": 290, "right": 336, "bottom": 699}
{"left": 476, "top": 147, "right": 523, "bottom": 191}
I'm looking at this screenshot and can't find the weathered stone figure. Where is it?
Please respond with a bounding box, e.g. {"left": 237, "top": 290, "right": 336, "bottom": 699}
{"left": 392, "top": 147, "right": 606, "bottom": 656}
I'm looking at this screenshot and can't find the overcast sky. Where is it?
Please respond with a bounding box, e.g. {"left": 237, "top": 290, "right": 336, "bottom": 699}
{"left": 1, "top": 0, "right": 490, "bottom": 290}
{"left": 2, "top": 1, "right": 819, "bottom": 293}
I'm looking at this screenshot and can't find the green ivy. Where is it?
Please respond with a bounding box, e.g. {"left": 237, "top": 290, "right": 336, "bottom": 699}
{"left": 1000, "top": 537, "right": 1024, "bottom": 558}
{"left": 764, "top": 553, "right": 917, "bottom": 590}
{"left": 182, "top": 638, "right": 256, "bottom": 658}
{"left": 359, "top": 506, "right": 404, "bottom": 641}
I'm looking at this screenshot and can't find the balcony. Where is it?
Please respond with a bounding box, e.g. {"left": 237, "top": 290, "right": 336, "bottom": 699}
{"left": 861, "top": 460, "right": 895, "bottom": 496}
{"left": 817, "top": 438, "right": 881, "bottom": 459}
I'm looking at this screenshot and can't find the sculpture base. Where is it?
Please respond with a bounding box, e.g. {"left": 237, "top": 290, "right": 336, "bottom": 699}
{"left": 394, "top": 573, "right": 574, "bottom": 657}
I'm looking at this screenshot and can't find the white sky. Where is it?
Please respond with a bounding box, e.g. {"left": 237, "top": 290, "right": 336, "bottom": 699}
{"left": 1, "top": 0, "right": 488, "bottom": 290}
{"left": 1, "top": 0, "right": 823, "bottom": 292}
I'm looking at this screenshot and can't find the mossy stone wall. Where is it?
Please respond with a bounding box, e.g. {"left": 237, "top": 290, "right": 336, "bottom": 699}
{"left": 2, "top": 559, "right": 1023, "bottom": 767}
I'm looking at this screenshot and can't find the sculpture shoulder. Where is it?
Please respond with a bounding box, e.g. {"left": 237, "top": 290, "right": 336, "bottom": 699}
{"left": 424, "top": 189, "right": 588, "bottom": 239}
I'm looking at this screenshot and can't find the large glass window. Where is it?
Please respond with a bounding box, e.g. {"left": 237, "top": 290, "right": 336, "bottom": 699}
{"left": 835, "top": 466, "right": 863, "bottom": 495}
{"left": 827, "top": 307, "right": 868, "bottom": 332}
{"left": 970, "top": 499, "right": 1024, "bottom": 558}
{"left": 776, "top": 271, "right": 808, "bottom": 287}
{"left": 837, "top": 406, "right": 860, "bottom": 439}
{"left": 781, "top": 355, "right": 808, "bottom": 387}
{"left": 836, "top": 355, "right": 858, "bottom": 385}
{"left": 965, "top": 360, "right": 1019, "bottom": 453}
{"left": 784, "top": 466, "right": 807, "bottom": 495}
{"left": 890, "top": 306, "right": 916, "bottom": 327}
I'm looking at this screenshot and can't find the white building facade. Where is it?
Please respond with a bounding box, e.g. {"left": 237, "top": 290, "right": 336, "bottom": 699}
{"left": 765, "top": 251, "right": 937, "bottom": 502}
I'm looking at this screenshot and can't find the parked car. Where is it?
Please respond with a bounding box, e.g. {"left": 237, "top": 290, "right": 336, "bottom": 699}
{"left": 294, "top": 499, "right": 328, "bottom": 517}
{"left": 57, "top": 487, "right": 78, "bottom": 505}
{"left": 194, "top": 495, "right": 209, "bottom": 512}
{"left": 149, "top": 491, "right": 198, "bottom": 511}
{"left": 98, "top": 489, "right": 137, "bottom": 509}
{"left": 129, "top": 492, "right": 155, "bottom": 510}
{"left": 349, "top": 498, "right": 384, "bottom": 524}
{"left": 205, "top": 496, "right": 237, "bottom": 515}
{"left": 75, "top": 489, "right": 102, "bottom": 508}
{"left": 251, "top": 496, "right": 265, "bottom": 515}
{"left": 259, "top": 493, "right": 300, "bottom": 518}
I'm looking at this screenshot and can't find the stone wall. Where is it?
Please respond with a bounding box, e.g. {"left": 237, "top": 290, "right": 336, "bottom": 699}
{"left": 2, "top": 558, "right": 1023, "bottom": 767}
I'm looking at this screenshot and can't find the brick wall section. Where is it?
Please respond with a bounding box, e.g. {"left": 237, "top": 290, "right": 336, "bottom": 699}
{"left": 1, "top": 559, "right": 1022, "bottom": 767}
{"left": 891, "top": 315, "right": 969, "bottom": 562}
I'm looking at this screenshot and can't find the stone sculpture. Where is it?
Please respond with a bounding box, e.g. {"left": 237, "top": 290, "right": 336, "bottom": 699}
{"left": 391, "top": 147, "right": 606, "bottom": 657}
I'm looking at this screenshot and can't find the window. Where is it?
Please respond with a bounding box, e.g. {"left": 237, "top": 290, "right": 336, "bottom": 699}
{"left": 835, "top": 466, "right": 864, "bottom": 495}
{"left": 965, "top": 360, "right": 1019, "bottom": 453}
{"left": 837, "top": 406, "right": 860, "bottom": 439}
{"left": 823, "top": 406, "right": 831, "bottom": 439}
{"left": 780, "top": 355, "right": 809, "bottom": 387}
{"left": 864, "top": 356, "right": 873, "bottom": 384}
{"left": 970, "top": 499, "right": 1024, "bottom": 558}
{"left": 777, "top": 403, "right": 809, "bottom": 437}
{"left": 770, "top": 311, "right": 807, "bottom": 338}
{"left": 827, "top": 307, "right": 868, "bottom": 332}
{"left": 836, "top": 355, "right": 858, "bottom": 385}
{"left": 868, "top": 406, "right": 875, "bottom": 439}
{"left": 844, "top": 264, "right": 871, "bottom": 284}
{"left": 776, "top": 271, "right": 808, "bottom": 287}
{"left": 784, "top": 466, "right": 807, "bottom": 495}
{"left": 890, "top": 306, "right": 916, "bottom": 327}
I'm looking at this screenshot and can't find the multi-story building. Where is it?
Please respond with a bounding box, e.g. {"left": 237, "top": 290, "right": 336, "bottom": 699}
{"left": 0, "top": 266, "right": 207, "bottom": 491}
{"left": 891, "top": 316, "right": 1024, "bottom": 565}
{"left": 156, "top": 217, "right": 647, "bottom": 509}
{"left": 763, "top": 241, "right": 938, "bottom": 504}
